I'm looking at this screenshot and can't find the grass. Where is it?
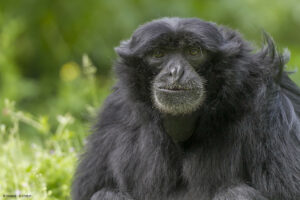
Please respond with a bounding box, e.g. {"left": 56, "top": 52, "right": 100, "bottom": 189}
{"left": 0, "top": 55, "right": 112, "bottom": 200}
{"left": 1, "top": 100, "right": 77, "bottom": 200}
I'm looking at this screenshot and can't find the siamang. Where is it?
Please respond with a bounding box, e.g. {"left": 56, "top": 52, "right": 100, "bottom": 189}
{"left": 72, "top": 17, "right": 300, "bottom": 200}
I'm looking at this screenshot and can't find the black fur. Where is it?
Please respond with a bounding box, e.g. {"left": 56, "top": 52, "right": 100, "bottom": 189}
{"left": 72, "top": 17, "right": 300, "bottom": 200}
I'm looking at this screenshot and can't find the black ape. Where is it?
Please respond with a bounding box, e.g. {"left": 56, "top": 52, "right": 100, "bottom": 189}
{"left": 72, "top": 18, "right": 300, "bottom": 200}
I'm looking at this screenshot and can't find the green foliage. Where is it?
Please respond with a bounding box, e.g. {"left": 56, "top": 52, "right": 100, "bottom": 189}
{"left": 0, "top": 0, "right": 299, "bottom": 199}
{"left": 0, "top": 56, "right": 110, "bottom": 199}
{"left": 1, "top": 99, "right": 77, "bottom": 199}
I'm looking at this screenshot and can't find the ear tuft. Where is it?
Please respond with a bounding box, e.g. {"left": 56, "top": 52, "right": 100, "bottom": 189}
{"left": 114, "top": 39, "right": 132, "bottom": 58}
{"left": 219, "top": 41, "right": 242, "bottom": 57}
{"left": 218, "top": 26, "right": 249, "bottom": 57}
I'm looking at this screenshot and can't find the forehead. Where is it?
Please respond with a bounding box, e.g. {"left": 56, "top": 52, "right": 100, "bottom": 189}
{"left": 130, "top": 18, "right": 222, "bottom": 52}
{"left": 145, "top": 31, "right": 202, "bottom": 49}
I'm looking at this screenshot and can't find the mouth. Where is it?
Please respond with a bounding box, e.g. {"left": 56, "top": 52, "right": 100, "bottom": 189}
{"left": 155, "top": 86, "right": 198, "bottom": 93}
{"left": 153, "top": 84, "right": 205, "bottom": 115}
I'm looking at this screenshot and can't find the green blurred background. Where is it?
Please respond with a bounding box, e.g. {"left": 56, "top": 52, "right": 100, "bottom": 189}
{"left": 0, "top": 0, "right": 299, "bottom": 199}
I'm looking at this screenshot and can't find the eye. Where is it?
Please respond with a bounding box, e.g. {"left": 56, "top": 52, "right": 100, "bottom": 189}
{"left": 189, "top": 47, "right": 201, "bottom": 56}
{"left": 152, "top": 50, "right": 165, "bottom": 58}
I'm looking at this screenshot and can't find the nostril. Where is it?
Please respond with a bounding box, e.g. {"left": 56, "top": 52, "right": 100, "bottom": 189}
{"left": 170, "top": 67, "right": 177, "bottom": 77}
{"left": 170, "top": 65, "right": 181, "bottom": 77}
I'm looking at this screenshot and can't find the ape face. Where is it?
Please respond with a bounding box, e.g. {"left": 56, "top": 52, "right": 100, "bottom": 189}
{"left": 116, "top": 18, "right": 230, "bottom": 115}
{"left": 148, "top": 41, "right": 207, "bottom": 115}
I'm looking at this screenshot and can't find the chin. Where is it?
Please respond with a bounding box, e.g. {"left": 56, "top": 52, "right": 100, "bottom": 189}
{"left": 153, "top": 87, "right": 205, "bottom": 115}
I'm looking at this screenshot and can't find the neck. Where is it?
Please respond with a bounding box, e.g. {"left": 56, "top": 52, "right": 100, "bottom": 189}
{"left": 162, "top": 111, "right": 200, "bottom": 143}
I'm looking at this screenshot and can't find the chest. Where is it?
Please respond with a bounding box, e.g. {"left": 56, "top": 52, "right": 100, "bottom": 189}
{"left": 118, "top": 142, "right": 243, "bottom": 200}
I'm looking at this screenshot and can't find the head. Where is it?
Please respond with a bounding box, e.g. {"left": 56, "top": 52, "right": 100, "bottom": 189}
{"left": 115, "top": 17, "right": 256, "bottom": 116}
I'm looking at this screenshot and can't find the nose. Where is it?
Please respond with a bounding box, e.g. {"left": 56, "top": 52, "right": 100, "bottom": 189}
{"left": 169, "top": 64, "right": 184, "bottom": 82}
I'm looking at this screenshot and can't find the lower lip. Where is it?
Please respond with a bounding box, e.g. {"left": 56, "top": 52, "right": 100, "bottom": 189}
{"left": 155, "top": 88, "right": 196, "bottom": 93}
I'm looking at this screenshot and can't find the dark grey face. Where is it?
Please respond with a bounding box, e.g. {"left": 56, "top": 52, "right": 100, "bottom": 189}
{"left": 147, "top": 46, "right": 207, "bottom": 115}
{"left": 115, "top": 18, "right": 224, "bottom": 115}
